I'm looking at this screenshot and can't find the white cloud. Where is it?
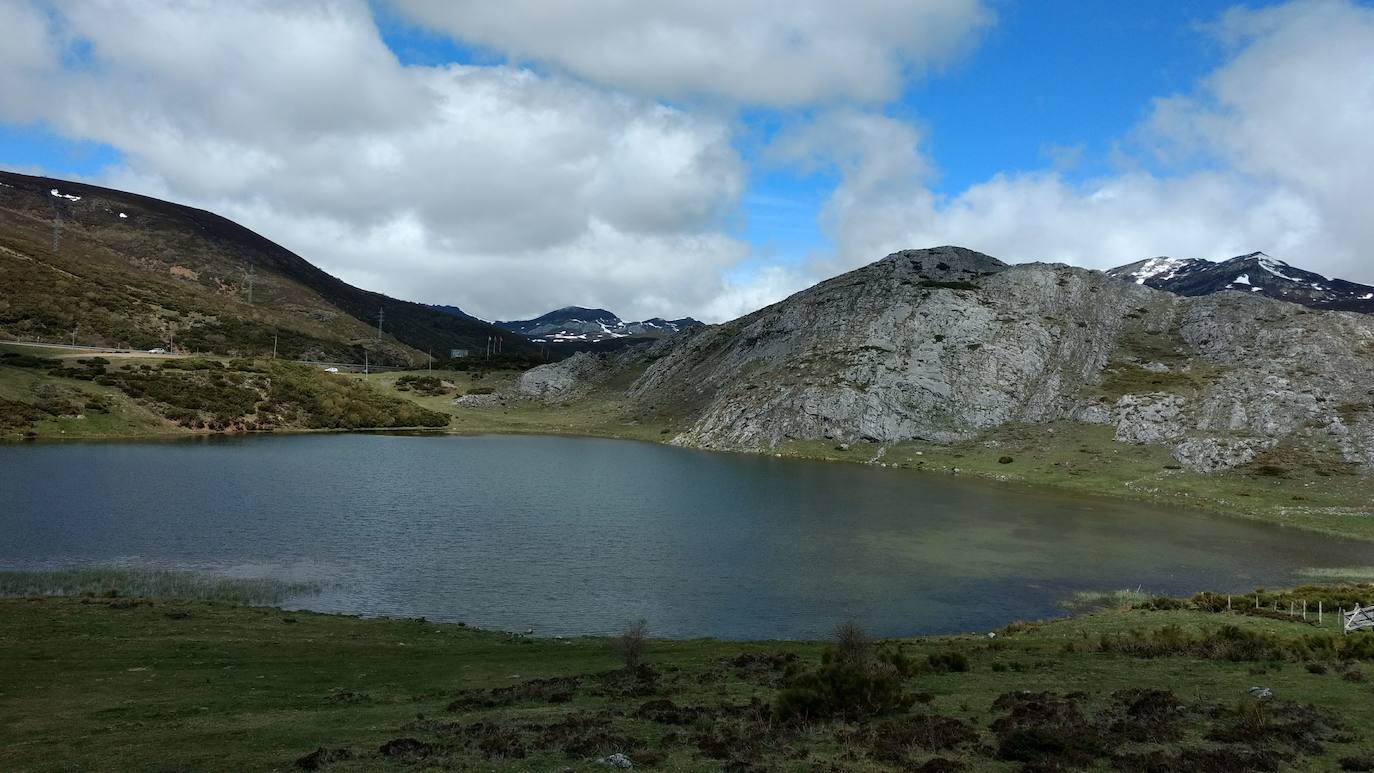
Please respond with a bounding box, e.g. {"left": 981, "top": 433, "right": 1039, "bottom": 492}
{"left": 392, "top": 0, "right": 994, "bottom": 106}
{"left": 772, "top": 0, "right": 1374, "bottom": 286}
{"left": 0, "top": 0, "right": 750, "bottom": 322}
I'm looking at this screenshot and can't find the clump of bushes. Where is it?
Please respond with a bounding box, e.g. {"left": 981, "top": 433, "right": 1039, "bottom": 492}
{"left": 925, "top": 651, "right": 971, "bottom": 673}
{"left": 774, "top": 622, "right": 914, "bottom": 722}
{"left": 1097, "top": 623, "right": 1374, "bottom": 663}
{"left": 394, "top": 375, "right": 450, "bottom": 396}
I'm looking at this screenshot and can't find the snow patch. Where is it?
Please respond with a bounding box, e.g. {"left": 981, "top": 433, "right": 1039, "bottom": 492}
{"left": 1231, "top": 274, "right": 1251, "bottom": 286}
{"left": 1128, "top": 257, "right": 1194, "bottom": 284}
{"left": 1258, "top": 256, "right": 1300, "bottom": 281}
{"left": 49, "top": 188, "right": 81, "bottom": 201}
{"left": 1362, "top": 293, "right": 1374, "bottom": 301}
{"left": 118, "top": 212, "right": 128, "bottom": 219}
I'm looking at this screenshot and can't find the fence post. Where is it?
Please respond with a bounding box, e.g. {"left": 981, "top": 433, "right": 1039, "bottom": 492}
{"left": 1318, "top": 601, "right": 1322, "bottom": 625}
{"left": 1227, "top": 595, "right": 1232, "bottom": 611}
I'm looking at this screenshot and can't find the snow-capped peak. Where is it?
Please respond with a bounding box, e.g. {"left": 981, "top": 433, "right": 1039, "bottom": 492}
{"left": 1125, "top": 257, "right": 1193, "bottom": 285}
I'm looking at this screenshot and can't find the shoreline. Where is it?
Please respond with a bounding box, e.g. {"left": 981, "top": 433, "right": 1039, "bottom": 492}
{"left": 10, "top": 419, "right": 1372, "bottom": 543}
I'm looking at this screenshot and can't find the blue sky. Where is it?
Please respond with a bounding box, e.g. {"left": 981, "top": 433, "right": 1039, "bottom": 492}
{"left": 2, "top": 0, "right": 1370, "bottom": 320}
{"left": 0, "top": 1, "right": 1245, "bottom": 261}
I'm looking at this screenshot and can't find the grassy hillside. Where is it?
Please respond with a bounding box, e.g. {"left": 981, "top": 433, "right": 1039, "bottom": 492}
{"left": 3, "top": 587, "right": 1374, "bottom": 771}
{"left": 0, "top": 347, "right": 448, "bottom": 439}
{"left": 0, "top": 170, "right": 525, "bottom": 364}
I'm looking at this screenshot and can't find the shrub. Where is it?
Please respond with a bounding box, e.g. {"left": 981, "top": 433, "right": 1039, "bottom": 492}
{"left": 774, "top": 661, "right": 910, "bottom": 722}
{"left": 612, "top": 619, "right": 649, "bottom": 671}
{"left": 926, "top": 651, "right": 970, "bottom": 673}
{"left": 832, "top": 620, "right": 870, "bottom": 666}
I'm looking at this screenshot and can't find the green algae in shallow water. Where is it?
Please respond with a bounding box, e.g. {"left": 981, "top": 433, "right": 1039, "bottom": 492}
{"left": 0, "top": 567, "right": 320, "bottom": 605}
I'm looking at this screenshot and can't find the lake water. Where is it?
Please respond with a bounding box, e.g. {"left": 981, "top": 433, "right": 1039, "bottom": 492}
{"left": 0, "top": 434, "right": 1364, "bottom": 639}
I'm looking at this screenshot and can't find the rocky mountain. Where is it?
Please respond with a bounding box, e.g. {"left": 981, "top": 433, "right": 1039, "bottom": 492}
{"left": 519, "top": 246, "right": 1374, "bottom": 475}
{"left": 496, "top": 306, "right": 703, "bottom": 342}
{"left": 1108, "top": 252, "right": 1374, "bottom": 313}
{"left": 0, "top": 170, "right": 526, "bottom": 364}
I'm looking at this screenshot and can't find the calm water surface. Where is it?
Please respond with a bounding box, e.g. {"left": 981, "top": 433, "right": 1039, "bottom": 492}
{"left": 0, "top": 434, "right": 1364, "bottom": 639}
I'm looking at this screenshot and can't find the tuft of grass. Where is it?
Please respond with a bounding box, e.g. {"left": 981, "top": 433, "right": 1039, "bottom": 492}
{"left": 1300, "top": 567, "right": 1374, "bottom": 581}
{"left": 1059, "top": 587, "right": 1153, "bottom": 611}
{"left": 0, "top": 567, "right": 319, "bottom": 605}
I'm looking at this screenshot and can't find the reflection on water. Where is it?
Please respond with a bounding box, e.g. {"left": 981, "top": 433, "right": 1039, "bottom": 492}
{"left": 0, "top": 433, "right": 1364, "bottom": 639}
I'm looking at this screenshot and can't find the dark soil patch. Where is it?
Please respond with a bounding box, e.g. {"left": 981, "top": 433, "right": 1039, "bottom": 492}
{"left": 295, "top": 747, "right": 352, "bottom": 769}
{"left": 447, "top": 675, "right": 580, "bottom": 711}
{"left": 843, "top": 713, "right": 980, "bottom": 764}
{"left": 377, "top": 737, "right": 442, "bottom": 761}
{"left": 1113, "top": 747, "right": 1286, "bottom": 772}
{"left": 1106, "top": 688, "right": 1186, "bottom": 742}
{"left": 528, "top": 711, "right": 646, "bottom": 759}
{"left": 990, "top": 691, "right": 1103, "bottom": 770}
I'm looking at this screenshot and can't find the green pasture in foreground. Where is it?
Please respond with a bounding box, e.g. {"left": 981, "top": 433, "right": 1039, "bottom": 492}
{"left": 4, "top": 588, "right": 1374, "bottom": 771}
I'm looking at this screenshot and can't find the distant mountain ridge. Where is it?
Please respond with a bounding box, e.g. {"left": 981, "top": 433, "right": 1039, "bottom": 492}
{"left": 495, "top": 306, "right": 704, "bottom": 342}
{"left": 1108, "top": 252, "right": 1374, "bottom": 313}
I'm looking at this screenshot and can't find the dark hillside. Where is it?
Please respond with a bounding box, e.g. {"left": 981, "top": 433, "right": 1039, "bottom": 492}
{"left": 0, "top": 170, "right": 529, "bottom": 363}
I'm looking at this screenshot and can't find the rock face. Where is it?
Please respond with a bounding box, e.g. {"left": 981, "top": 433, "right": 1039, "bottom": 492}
{"left": 518, "top": 351, "right": 611, "bottom": 401}
{"left": 629, "top": 246, "right": 1156, "bottom": 449}
{"left": 525, "top": 246, "right": 1374, "bottom": 473}
{"left": 1113, "top": 394, "right": 1187, "bottom": 445}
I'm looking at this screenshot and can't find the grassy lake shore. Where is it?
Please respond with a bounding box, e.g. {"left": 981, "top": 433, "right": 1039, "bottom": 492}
{"left": 5, "top": 345, "right": 1373, "bottom": 542}
{"left": 4, "top": 591, "right": 1374, "bottom": 771}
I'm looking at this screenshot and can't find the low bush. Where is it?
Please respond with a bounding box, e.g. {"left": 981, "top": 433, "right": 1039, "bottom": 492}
{"left": 774, "top": 660, "right": 911, "bottom": 722}
{"left": 926, "top": 651, "right": 971, "bottom": 673}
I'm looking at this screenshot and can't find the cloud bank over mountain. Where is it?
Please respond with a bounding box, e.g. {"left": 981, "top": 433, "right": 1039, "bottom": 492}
{"left": 1, "top": 0, "right": 1370, "bottom": 322}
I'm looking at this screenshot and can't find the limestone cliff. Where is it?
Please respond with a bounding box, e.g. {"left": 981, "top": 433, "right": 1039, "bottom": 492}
{"left": 520, "top": 246, "right": 1374, "bottom": 473}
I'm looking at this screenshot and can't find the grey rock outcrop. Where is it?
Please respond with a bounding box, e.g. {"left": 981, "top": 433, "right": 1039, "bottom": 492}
{"left": 537, "top": 246, "right": 1374, "bottom": 474}
{"left": 1173, "top": 437, "right": 1276, "bottom": 473}
{"left": 1113, "top": 393, "right": 1187, "bottom": 445}
{"left": 518, "top": 351, "right": 612, "bottom": 401}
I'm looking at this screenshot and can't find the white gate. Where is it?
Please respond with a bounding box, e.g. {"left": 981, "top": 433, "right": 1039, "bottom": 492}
{"left": 1344, "top": 604, "right": 1374, "bottom": 634}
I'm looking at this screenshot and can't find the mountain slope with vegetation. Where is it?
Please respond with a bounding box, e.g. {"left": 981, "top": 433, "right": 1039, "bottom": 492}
{"left": 0, "top": 171, "right": 524, "bottom": 365}
{"left": 516, "top": 246, "right": 1374, "bottom": 532}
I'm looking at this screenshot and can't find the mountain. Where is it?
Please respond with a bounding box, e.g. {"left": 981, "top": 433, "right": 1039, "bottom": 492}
{"left": 496, "top": 306, "right": 704, "bottom": 342}
{"left": 518, "top": 246, "right": 1374, "bottom": 475}
{"left": 429, "top": 304, "right": 478, "bottom": 321}
{"left": 1108, "top": 252, "right": 1374, "bottom": 313}
{"left": 0, "top": 170, "right": 526, "bottom": 364}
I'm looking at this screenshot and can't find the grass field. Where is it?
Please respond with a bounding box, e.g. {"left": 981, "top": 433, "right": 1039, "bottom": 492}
{"left": 4, "top": 593, "right": 1374, "bottom": 771}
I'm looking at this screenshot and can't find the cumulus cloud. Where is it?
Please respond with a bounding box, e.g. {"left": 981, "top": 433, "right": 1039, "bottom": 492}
{"left": 0, "top": 0, "right": 749, "bottom": 321}
{"left": 763, "top": 0, "right": 1374, "bottom": 287}
{"left": 392, "top": 0, "right": 994, "bottom": 106}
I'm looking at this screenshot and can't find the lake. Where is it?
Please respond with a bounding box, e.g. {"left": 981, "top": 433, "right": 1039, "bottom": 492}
{"left": 0, "top": 434, "right": 1364, "bottom": 639}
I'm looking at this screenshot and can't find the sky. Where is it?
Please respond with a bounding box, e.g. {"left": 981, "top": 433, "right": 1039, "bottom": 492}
{"left": 2, "top": 1, "right": 1372, "bottom": 323}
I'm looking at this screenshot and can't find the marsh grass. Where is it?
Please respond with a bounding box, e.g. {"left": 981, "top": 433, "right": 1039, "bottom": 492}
{"left": 0, "top": 567, "right": 319, "bottom": 605}
{"left": 1300, "top": 567, "right": 1374, "bottom": 581}
{"left": 1059, "top": 587, "right": 1153, "bottom": 611}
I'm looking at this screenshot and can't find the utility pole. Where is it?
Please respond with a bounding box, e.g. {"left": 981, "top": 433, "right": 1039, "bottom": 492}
{"left": 272, "top": 333, "right": 278, "bottom": 359}
{"left": 364, "top": 350, "right": 369, "bottom": 375}
{"left": 51, "top": 198, "right": 61, "bottom": 252}
{"left": 427, "top": 349, "right": 432, "bottom": 374}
